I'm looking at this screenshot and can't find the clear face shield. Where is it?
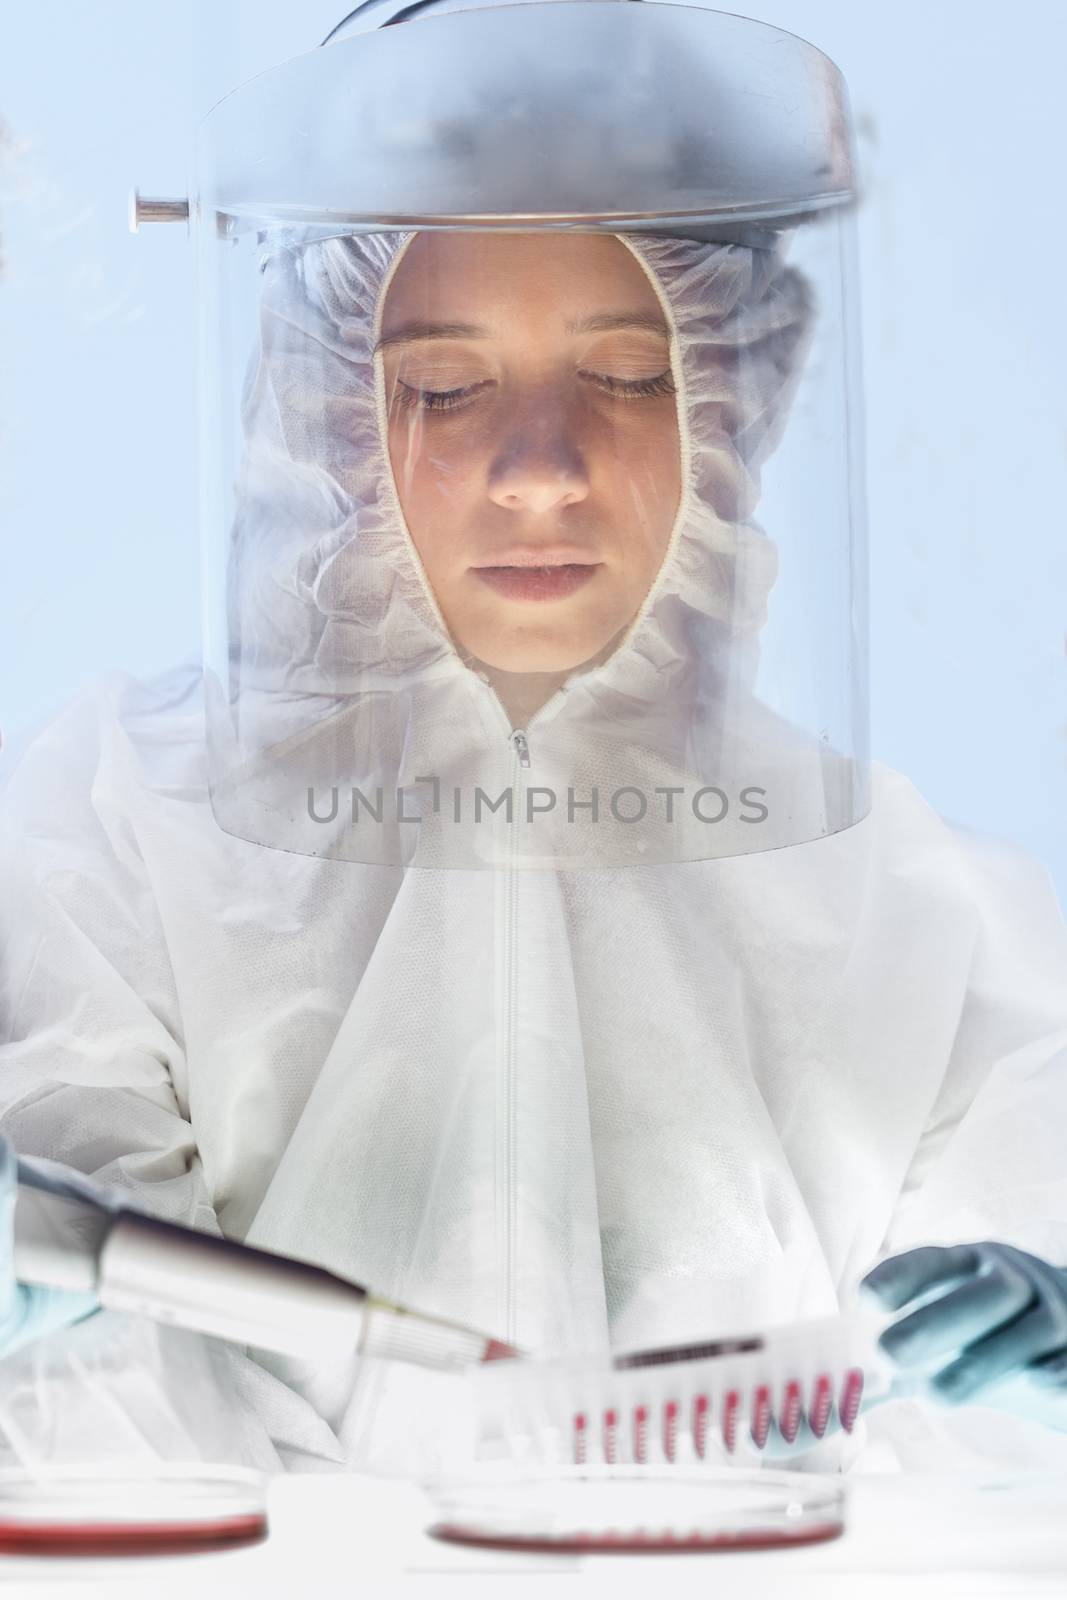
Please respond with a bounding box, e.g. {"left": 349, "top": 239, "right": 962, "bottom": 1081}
{"left": 192, "top": 0, "right": 868, "bottom": 871}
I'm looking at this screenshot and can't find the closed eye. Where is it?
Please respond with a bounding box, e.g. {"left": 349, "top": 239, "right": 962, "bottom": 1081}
{"left": 392, "top": 369, "right": 676, "bottom": 415}
{"left": 393, "top": 379, "right": 494, "bottom": 415}
{"left": 581, "top": 370, "right": 676, "bottom": 400}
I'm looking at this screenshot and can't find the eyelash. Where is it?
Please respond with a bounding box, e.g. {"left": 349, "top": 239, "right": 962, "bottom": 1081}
{"left": 393, "top": 370, "right": 676, "bottom": 415}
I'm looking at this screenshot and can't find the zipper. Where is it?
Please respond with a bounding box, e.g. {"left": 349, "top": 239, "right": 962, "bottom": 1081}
{"left": 482, "top": 681, "right": 567, "bottom": 1347}
{"left": 476, "top": 672, "right": 572, "bottom": 768}
{"left": 498, "top": 728, "right": 522, "bottom": 1344}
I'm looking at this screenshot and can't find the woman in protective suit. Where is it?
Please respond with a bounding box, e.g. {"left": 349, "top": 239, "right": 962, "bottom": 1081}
{"left": 1, "top": 3, "right": 1067, "bottom": 1479}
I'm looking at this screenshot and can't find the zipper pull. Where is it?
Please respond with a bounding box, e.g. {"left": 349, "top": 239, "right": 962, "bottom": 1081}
{"left": 511, "top": 729, "right": 531, "bottom": 769}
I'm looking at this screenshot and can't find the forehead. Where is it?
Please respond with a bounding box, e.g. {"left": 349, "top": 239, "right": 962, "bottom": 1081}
{"left": 380, "top": 232, "right": 664, "bottom": 330}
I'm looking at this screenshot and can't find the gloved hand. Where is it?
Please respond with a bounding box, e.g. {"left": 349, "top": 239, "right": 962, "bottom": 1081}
{"left": 0, "top": 1137, "right": 100, "bottom": 1358}
{"left": 860, "top": 1242, "right": 1067, "bottom": 1404}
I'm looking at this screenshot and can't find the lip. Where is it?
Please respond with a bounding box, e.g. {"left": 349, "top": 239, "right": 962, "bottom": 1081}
{"left": 473, "top": 547, "right": 600, "bottom": 569}
{"left": 472, "top": 563, "right": 602, "bottom": 602}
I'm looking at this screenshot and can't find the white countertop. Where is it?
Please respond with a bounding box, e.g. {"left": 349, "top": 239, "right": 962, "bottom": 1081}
{"left": 0, "top": 1471, "right": 1065, "bottom": 1599}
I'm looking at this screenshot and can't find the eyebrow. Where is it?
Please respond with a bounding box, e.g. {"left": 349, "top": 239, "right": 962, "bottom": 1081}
{"left": 373, "top": 310, "right": 670, "bottom": 354}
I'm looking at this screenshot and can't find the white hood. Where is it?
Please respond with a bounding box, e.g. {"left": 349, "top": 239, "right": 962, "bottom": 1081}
{"left": 209, "top": 227, "right": 864, "bottom": 867}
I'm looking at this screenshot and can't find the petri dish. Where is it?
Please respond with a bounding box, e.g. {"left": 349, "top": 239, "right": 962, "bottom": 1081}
{"left": 425, "top": 1464, "right": 846, "bottom": 1554}
{"left": 0, "top": 1464, "right": 269, "bottom": 1557}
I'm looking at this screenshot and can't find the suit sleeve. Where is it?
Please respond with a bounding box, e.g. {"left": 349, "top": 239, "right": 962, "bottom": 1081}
{"left": 870, "top": 823, "right": 1067, "bottom": 1455}
{"left": 0, "top": 678, "right": 349, "bottom": 1473}
{"left": 883, "top": 824, "right": 1067, "bottom": 1264}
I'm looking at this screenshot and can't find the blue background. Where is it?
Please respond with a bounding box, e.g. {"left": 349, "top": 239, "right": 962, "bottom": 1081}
{"left": 1, "top": 1, "right": 1064, "bottom": 896}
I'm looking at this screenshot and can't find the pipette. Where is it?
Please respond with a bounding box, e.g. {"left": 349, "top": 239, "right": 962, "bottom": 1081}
{"left": 13, "top": 1156, "right": 517, "bottom": 1371}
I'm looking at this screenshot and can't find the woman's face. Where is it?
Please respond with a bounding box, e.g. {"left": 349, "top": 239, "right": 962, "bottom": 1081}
{"left": 379, "top": 232, "right": 682, "bottom": 674}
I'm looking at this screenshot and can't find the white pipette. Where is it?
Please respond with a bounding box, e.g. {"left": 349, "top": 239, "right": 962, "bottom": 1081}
{"left": 12, "top": 1156, "right": 517, "bottom": 1371}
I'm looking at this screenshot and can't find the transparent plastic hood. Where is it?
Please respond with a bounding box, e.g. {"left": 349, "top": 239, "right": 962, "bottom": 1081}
{"left": 195, "top": 3, "right": 868, "bottom": 867}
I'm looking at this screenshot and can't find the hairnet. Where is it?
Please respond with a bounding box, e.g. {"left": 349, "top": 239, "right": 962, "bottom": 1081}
{"left": 231, "top": 230, "right": 810, "bottom": 688}
{"left": 208, "top": 226, "right": 858, "bottom": 867}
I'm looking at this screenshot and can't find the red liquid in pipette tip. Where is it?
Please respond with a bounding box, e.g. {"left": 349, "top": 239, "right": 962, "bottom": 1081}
{"left": 483, "top": 1337, "right": 521, "bottom": 1361}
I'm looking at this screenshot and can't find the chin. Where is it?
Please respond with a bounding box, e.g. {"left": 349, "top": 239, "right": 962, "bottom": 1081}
{"left": 471, "top": 629, "right": 612, "bottom": 676}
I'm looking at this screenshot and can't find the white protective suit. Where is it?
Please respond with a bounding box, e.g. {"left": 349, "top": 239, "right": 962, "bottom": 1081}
{"left": 2, "top": 227, "right": 1067, "bottom": 1480}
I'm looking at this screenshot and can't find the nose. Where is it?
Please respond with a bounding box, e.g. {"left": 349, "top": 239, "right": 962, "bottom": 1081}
{"left": 486, "top": 400, "right": 590, "bottom": 514}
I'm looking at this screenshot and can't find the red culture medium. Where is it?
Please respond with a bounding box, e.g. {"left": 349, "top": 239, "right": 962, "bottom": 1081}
{"left": 0, "top": 1511, "right": 268, "bottom": 1558}
{"left": 428, "top": 1518, "right": 845, "bottom": 1554}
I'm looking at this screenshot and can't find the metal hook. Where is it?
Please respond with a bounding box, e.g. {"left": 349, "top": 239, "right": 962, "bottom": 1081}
{"left": 129, "top": 190, "right": 190, "bottom": 233}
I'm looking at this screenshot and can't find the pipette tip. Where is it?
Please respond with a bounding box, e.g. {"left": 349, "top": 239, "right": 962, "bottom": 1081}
{"left": 483, "top": 1338, "right": 522, "bottom": 1362}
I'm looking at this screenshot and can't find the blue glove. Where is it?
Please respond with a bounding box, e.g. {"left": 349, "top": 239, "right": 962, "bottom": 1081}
{"left": 0, "top": 1137, "right": 100, "bottom": 1357}
{"left": 860, "top": 1242, "right": 1067, "bottom": 1405}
